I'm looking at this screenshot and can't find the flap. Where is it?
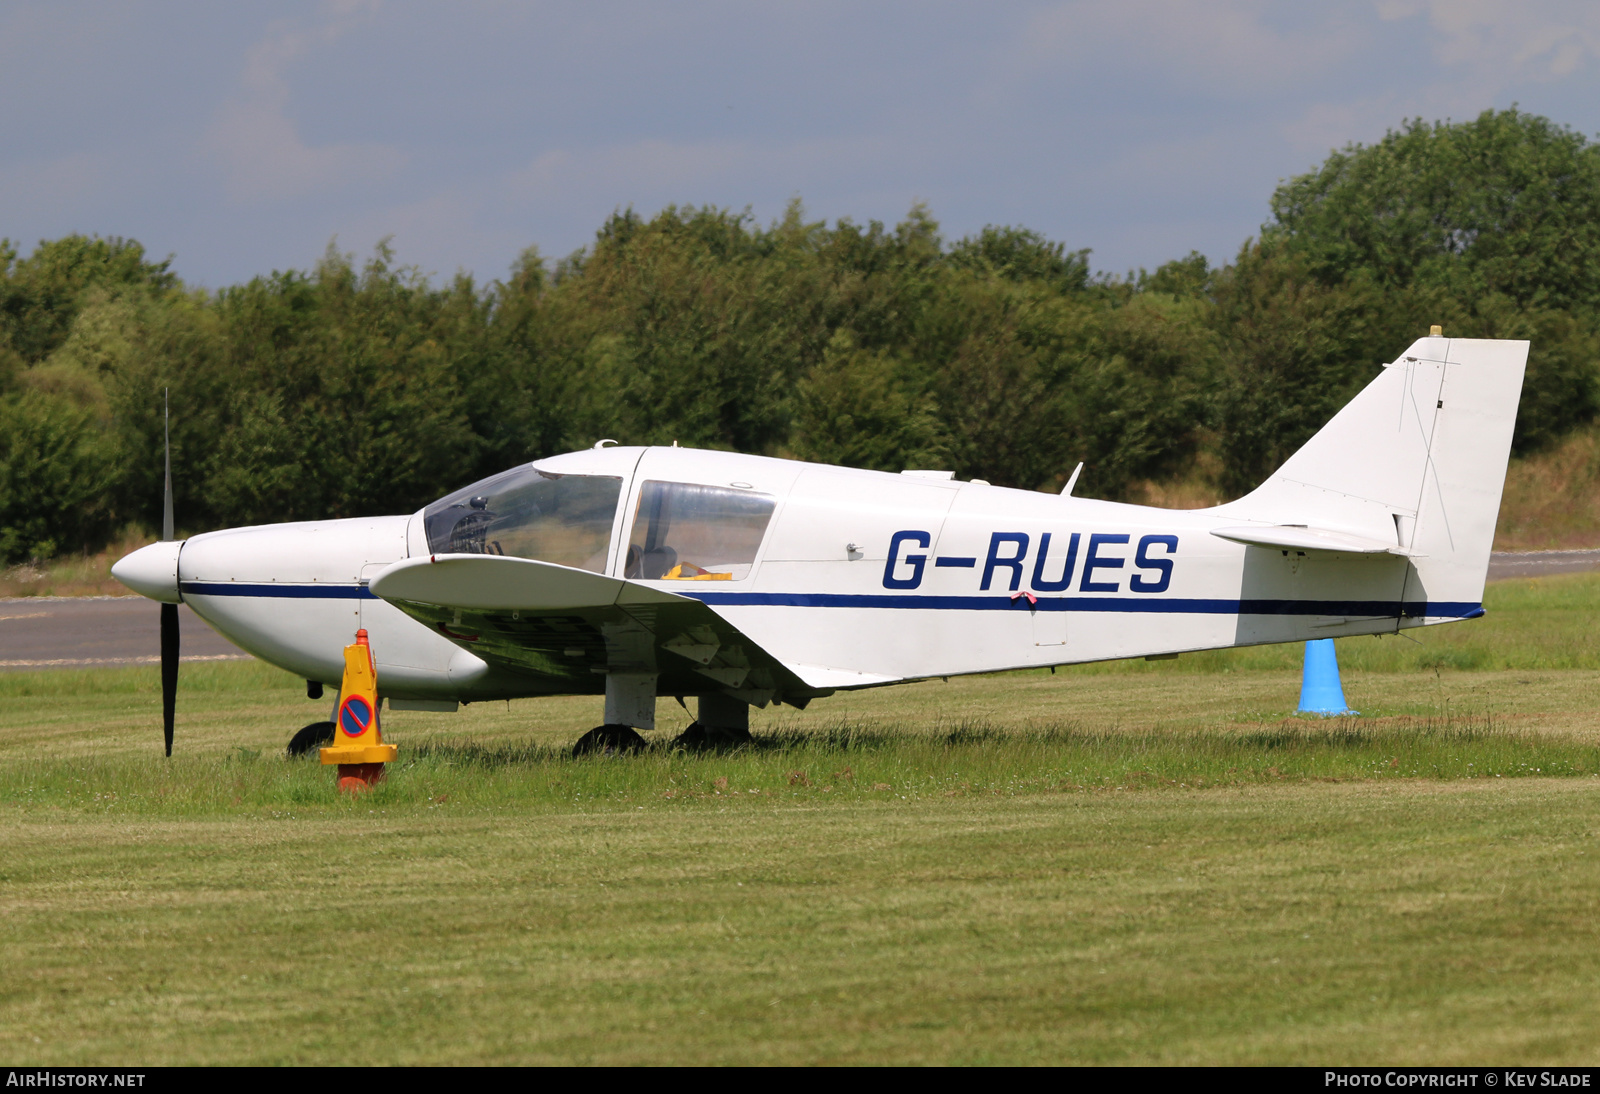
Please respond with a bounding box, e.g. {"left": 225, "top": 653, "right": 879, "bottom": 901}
{"left": 784, "top": 664, "right": 902, "bottom": 689}
{"left": 1209, "top": 525, "right": 1412, "bottom": 556}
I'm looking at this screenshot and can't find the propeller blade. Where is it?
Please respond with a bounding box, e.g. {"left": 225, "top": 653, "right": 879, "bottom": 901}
{"left": 160, "top": 388, "right": 177, "bottom": 756}
{"left": 161, "top": 601, "right": 178, "bottom": 756}
{"left": 162, "top": 389, "right": 174, "bottom": 542}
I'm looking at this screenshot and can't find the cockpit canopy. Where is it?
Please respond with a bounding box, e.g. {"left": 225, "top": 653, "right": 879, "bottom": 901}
{"left": 422, "top": 463, "right": 778, "bottom": 580}
{"left": 423, "top": 467, "right": 622, "bottom": 572}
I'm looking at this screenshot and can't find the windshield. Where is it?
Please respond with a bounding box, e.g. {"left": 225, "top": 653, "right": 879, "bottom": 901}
{"left": 624, "top": 480, "right": 776, "bottom": 581}
{"left": 423, "top": 467, "right": 623, "bottom": 573}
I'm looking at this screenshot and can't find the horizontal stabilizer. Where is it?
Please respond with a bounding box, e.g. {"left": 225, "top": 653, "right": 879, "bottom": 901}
{"left": 1209, "top": 525, "right": 1410, "bottom": 556}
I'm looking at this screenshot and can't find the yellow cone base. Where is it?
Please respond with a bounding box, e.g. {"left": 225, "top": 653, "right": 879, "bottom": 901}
{"left": 319, "top": 743, "right": 398, "bottom": 765}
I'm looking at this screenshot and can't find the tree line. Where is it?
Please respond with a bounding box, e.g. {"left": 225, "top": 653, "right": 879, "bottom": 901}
{"left": 2, "top": 107, "right": 1598, "bottom": 563}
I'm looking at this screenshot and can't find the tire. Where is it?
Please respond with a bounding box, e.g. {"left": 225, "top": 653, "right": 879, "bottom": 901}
{"left": 671, "top": 722, "right": 754, "bottom": 750}
{"left": 286, "top": 721, "right": 336, "bottom": 758}
{"left": 572, "top": 724, "right": 648, "bottom": 756}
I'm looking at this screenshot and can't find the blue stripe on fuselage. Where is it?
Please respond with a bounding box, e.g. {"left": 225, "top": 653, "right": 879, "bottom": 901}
{"left": 179, "top": 581, "right": 1482, "bottom": 620}
{"left": 181, "top": 582, "right": 379, "bottom": 600}
{"left": 684, "top": 591, "right": 1483, "bottom": 618}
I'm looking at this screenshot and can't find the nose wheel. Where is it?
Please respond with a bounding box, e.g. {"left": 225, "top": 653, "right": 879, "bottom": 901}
{"left": 572, "top": 723, "right": 648, "bottom": 756}
{"left": 286, "top": 721, "right": 335, "bottom": 757}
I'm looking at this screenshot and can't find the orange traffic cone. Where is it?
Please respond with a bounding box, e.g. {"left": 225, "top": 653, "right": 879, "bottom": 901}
{"left": 319, "top": 629, "right": 398, "bottom": 792}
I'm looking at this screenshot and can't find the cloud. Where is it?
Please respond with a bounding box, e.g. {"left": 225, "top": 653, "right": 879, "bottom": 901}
{"left": 10, "top": 0, "right": 1594, "bottom": 288}
{"left": 206, "top": 0, "right": 404, "bottom": 204}
{"left": 1006, "top": 0, "right": 1367, "bottom": 99}
{"left": 1276, "top": 2, "right": 1600, "bottom": 171}
{"left": 1380, "top": 0, "right": 1600, "bottom": 85}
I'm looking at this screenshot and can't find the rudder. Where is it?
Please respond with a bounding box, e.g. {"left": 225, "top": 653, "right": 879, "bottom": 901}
{"left": 1404, "top": 338, "right": 1529, "bottom": 615}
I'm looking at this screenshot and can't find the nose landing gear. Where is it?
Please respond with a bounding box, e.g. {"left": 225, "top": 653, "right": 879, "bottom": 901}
{"left": 287, "top": 721, "right": 335, "bottom": 757}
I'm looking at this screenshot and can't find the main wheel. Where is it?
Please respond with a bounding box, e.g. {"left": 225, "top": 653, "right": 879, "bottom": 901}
{"left": 671, "top": 722, "right": 754, "bottom": 750}
{"left": 572, "top": 723, "right": 648, "bottom": 756}
{"left": 286, "top": 720, "right": 335, "bottom": 758}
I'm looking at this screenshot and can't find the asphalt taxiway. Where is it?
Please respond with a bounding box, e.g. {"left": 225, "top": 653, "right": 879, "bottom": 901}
{"left": 0, "top": 598, "right": 247, "bottom": 671}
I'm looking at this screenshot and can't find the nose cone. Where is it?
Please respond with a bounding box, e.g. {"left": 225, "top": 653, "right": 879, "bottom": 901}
{"left": 111, "top": 540, "right": 184, "bottom": 603}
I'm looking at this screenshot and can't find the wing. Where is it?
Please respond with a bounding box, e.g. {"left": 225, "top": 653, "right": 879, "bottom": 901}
{"left": 368, "top": 554, "right": 826, "bottom": 707}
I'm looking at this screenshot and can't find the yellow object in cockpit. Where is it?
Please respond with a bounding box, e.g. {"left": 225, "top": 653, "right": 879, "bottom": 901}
{"left": 662, "top": 563, "right": 734, "bottom": 581}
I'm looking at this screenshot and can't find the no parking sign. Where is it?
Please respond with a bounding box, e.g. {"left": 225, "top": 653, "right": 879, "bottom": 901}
{"left": 339, "top": 694, "right": 376, "bottom": 738}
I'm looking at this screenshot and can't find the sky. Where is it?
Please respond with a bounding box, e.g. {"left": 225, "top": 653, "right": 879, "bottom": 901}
{"left": 4, "top": 0, "right": 1600, "bottom": 288}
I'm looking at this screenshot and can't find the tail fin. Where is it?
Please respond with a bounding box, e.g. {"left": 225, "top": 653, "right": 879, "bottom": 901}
{"left": 1216, "top": 336, "right": 1529, "bottom": 610}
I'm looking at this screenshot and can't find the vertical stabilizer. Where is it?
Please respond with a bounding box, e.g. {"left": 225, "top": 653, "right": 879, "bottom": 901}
{"left": 1214, "top": 336, "right": 1528, "bottom": 614}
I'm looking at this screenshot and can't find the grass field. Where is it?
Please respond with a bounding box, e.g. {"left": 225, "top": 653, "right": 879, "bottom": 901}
{"left": 4, "top": 574, "right": 1600, "bottom": 1064}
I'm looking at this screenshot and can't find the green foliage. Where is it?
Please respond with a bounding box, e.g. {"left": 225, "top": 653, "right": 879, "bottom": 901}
{"left": 6, "top": 109, "right": 1600, "bottom": 557}
{"left": 1207, "top": 246, "right": 1418, "bottom": 492}
{"left": 0, "top": 235, "right": 175, "bottom": 364}
{"left": 199, "top": 246, "right": 479, "bottom": 522}
{"left": 1257, "top": 108, "right": 1600, "bottom": 462}
{"left": 948, "top": 225, "right": 1091, "bottom": 294}
{"left": 107, "top": 245, "right": 481, "bottom": 530}
{"left": 1138, "top": 251, "right": 1211, "bottom": 298}
{"left": 0, "top": 388, "right": 121, "bottom": 561}
{"left": 544, "top": 206, "right": 820, "bottom": 453}
{"left": 791, "top": 330, "right": 949, "bottom": 470}
{"left": 1267, "top": 108, "right": 1600, "bottom": 310}
{"left": 1443, "top": 295, "right": 1600, "bottom": 452}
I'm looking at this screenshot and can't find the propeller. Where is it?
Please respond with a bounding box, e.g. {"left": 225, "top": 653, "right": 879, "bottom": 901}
{"left": 160, "top": 390, "right": 178, "bottom": 757}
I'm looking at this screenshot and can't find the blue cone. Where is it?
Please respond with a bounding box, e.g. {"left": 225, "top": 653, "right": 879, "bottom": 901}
{"left": 1298, "top": 638, "right": 1356, "bottom": 715}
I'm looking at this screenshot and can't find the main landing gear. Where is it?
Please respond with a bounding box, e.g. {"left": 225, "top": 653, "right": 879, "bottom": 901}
{"left": 671, "top": 721, "right": 753, "bottom": 749}
{"left": 572, "top": 724, "right": 649, "bottom": 755}
{"left": 571, "top": 718, "right": 753, "bottom": 755}
{"left": 571, "top": 675, "right": 755, "bottom": 756}
{"left": 677, "top": 691, "right": 752, "bottom": 749}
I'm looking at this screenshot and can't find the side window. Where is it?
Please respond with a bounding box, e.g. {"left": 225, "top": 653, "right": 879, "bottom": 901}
{"left": 624, "top": 481, "right": 776, "bottom": 581}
